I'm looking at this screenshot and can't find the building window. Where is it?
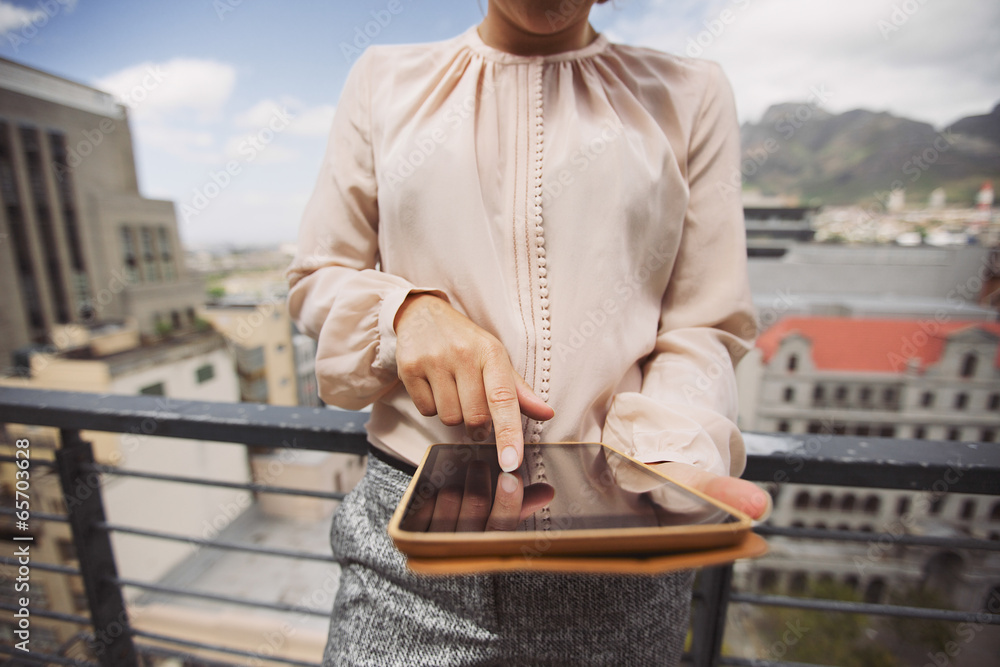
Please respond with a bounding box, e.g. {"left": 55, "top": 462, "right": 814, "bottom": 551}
{"left": 841, "top": 494, "right": 856, "bottom": 512}
{"left": 794, "top": 491, "right": 810, "bottom": 509}
{"left": 982, "top": 429, "right": 996, "bottom": 443}
{"left": 921, "top": 392, "right": 934, "bottom": 408}
{"left": 897, "top": 496, "right": 911, "bottom": 516}
{"left": 863, "top": 495, "right": 881, "bottom": 515}
{"left": 813, "top": 385, "right": 824, "bottom": 404}
{"left": 818, "top": 493, "right": 834, "bottom": 510}
{"left": 783, "top": 387, "right": 795, "bottom": 403}
{"left": 960, "top": 499, "right": 976, "bottom": 521}
{"left": 860, "top": 387, "right": 872, "bottom": 405}
{"left": 914, "top": 425, "right": 927, "bottom": 439}
{"left": 878, "top": 425, "right": 896, "bottom": 438}
{"left": 807, "top": 421, "right": 823, "bottom": 434}
{"left": 787, "top": 354, "right": 798, "bottom": 372}
{"left": 883, "top": 387, "right": 897, "bottom": 407}
{"left": 930, "top": 496, "right": 946, "bottom": 515}
{"left": 954, "top": 393, "right": 968, "bottom": 410}
{"left": 777, "top": 420, "right": 790, "bottom": 433}
{"left": 140, "top": 382, "right": 165, "bottom": 396}
{"left": 196, "top": 364, "right": 215, "bottom": 384}
{"left": 855, "top": 424, "right": 870, "bottom": 437}
{"left": 991, "top": 501, "right": 1000, "bottom": 522}
{"left": 835, "top": 386, "right": 848, "bottom": 403}
{"left": 989, "top": 394, "right": 1000, "bottom": 411}
{"left": 960, "top": 353, "right": 977, "bottom": 378}
{"left": 947, "top": 427, "right": 961, "bottom": 441}
{"left": 56, "top": 538, "right": 76, "bottom": 562}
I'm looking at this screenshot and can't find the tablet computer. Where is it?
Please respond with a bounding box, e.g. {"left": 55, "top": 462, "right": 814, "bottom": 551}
{"left": 387, "top": 442, "right": 753, "bottom": 560}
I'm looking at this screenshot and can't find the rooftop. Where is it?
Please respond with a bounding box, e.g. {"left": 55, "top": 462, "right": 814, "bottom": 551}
{"left": 757, "top": 317, "right": 1000, "bottom": 373}
{"left": 0, "top": 56, "right": 124, "bottom": 119}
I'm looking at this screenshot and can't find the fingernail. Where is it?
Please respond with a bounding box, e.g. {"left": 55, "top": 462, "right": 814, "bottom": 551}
{"left": 758, "top": 491, "right": 774, "bottom": 521}
{"left": 500, "top": 447, "right": 519, "bottom": 472}
{"left": 499, "top": 472, "right": 518, "bottom": 494}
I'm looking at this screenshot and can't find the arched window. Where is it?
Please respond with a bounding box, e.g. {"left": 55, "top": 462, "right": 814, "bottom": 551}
{"left": 818, "top": 493, "right": 834, "bottom": 510}
{"left": 897, "top": 496, "right": 912, "bottom": 517}
{"left": 794, "top": 491, "right": 811, "bottom": 510}
{"left": 783, "top": 386, "right": 795, "bottom": 403}
{"left": 863, "top": 495, "right": 881, "bottom": 514}
{"left": 955, "top": 393, "right": 968, "bottom": 410}
{"left": 777, "top": 420, "right": 790, "bottom": 433}
{"left": 789, "top": 572, "right": 808, "bottom": 595}
{"left": 788, "top": 354, "right": 798, "bottom": 372}
{"left": 961, "top": 353, "right": 977, "bottom": 378}
{"left": 841, "top": 494, "right": 856, "bottom": 512}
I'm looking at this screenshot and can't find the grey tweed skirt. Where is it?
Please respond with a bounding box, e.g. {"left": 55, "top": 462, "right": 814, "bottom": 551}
{"left": 323, "top": 454, "right": 694, "bottom": 667}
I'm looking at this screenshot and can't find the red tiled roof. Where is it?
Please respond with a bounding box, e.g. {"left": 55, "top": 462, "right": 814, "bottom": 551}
{"left": 757, "top": 317, "right": 1000, "bottom": 373}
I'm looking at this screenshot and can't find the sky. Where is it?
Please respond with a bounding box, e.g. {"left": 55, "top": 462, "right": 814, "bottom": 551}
{"left": 0, "top": 0, "right": 997, "bottom": 248}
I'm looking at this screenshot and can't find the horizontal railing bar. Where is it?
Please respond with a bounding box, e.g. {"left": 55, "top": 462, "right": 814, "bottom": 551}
{"left": 0, "top": 454, "right": 56, "bottom": 466}
{"left": 730, "top": 592, "right": 1000, "bottom": 624}
{"left": 755, "top": 525, "right": 1000, "bottom": 551}
{"left": 2, "top": 388, "right": 998, "bottom": 493}
{"left": 720, "top": 657, "right": 832, "bottom": 667}
{"left": 131, "top": 629, "right": 321, "bottom": 667}
{"left": 136, "top": 643, "right": 299, "bottom": 667}
{"left": 0, "top": 555, "right": 81, "bottom": 575}
{"left": 0, "top": 600, "right": 90, "bottom": 625}
{"left": 114, "top": 576, "right": 330, "bottom": 617}
{"left": 95, "top": 522, "right": 336, "bottom": 563}
{"left": 742, "top": 432, "right": 1000, "bottom": 494}
{"left": 0, "top": 386, "right": 368, "bottom": 453}
{"left": 0, "top": 644, "right": 99, "bottom": 667}
{"left": 0, "top": 505, "right": 70, "bottom": 523}
{"left": 87, "top": 463, "right": 347, "bottom": 501}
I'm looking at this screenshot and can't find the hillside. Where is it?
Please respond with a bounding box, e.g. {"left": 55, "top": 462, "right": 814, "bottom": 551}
{"left": 739, "top": 101, "right": 1000, "bottom": 206}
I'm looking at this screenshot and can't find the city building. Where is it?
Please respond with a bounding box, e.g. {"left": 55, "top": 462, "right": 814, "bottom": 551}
{"left": 0, "top": 56, "right": 203, "bottom": 374}
{"left": 743, "top": 204, "right": 819, "bottom": 258}
{"left": 739, "top": 316, "right": 1000, "bottom": 441}
{"left": 0, "top": 322, "right": 251, "bottom": 651}
{"left": 199, "top": 299, "right": 299, "bottom": 407}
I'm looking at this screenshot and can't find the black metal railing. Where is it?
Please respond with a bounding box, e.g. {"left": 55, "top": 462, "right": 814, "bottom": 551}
{"left": 1, "top": 386, "right": 998, "bottom": 667}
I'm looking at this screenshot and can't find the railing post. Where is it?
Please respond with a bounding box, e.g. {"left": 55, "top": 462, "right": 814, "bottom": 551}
{"left": 689, "top": 564, "right": 734, "bottom": 667}
{"left": 56, "top": 429, "right": 138, "bottom": 666}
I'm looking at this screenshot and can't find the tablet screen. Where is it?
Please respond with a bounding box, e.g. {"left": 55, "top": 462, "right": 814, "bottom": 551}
{"left": 399, "top": 443, "right": 739, "bottom": 533}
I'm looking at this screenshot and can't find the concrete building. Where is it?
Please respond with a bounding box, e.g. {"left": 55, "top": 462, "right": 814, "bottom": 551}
{"left": 740, "top": 316, "right": 1000, "bottom": 442}
{"left": 0, "top": 57, "right": 203, "bottom": 374}
{"left": 0, "top": 323, "right": 252, "bottom": 650}
{"left": 199, "top": 299, "right": 298, "bottom": 407}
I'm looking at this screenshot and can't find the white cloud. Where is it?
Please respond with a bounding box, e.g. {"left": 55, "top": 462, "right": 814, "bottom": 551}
{"left": 0, "top": 0, "right": 76, "bottom": 36}
{"left": 604, "top": 0, "right": 1000, "bottom": 127}
{"left": 235, "top": 97, "right": 336, "bottom": 137}
{"left": 95, "top": 58, "right": 237, "bottom": 123}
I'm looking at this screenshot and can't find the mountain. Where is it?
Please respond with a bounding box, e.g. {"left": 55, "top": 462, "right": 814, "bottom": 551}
{"left": 739, "top": 101, "right": 1000, "bottom": 206}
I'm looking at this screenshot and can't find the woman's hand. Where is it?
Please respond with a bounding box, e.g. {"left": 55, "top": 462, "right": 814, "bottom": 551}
{"left": 394, "top": 293, "right": 554, "bottom": 472}
{"left": 400, "top": 460, "right": 555, "bottom": 533}
{"left": 651, "top": 461, "right": 773, "bottom": 521}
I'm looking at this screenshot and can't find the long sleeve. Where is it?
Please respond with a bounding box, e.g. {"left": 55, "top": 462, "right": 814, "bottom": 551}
{"left": 601, "top": 63, "right": 756, "bottom": 477}
{"left": 286, "top": 51, "right": 444, "bottom": 410}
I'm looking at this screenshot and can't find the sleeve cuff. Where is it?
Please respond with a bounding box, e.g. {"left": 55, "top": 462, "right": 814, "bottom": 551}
{"left": 375, "top": 286, "right": 450, "bottom": 373}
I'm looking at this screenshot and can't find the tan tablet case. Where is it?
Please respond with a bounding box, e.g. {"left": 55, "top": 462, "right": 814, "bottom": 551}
{"left": 404, "top": 531, "right": 768, "bottom": 575}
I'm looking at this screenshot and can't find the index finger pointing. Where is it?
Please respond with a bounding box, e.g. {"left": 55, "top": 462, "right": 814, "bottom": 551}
{"left": 480, "top": 352, "right": 524, "bottom": 473}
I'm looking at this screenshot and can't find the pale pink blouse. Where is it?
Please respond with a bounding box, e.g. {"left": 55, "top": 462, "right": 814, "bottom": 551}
{"left": 287, "top": 26, "right": 755, "bottom": 478}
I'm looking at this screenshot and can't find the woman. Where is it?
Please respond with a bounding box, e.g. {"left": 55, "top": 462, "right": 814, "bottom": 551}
{"left": 288, "top": 1, "right": 771, "bottom": 664}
